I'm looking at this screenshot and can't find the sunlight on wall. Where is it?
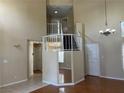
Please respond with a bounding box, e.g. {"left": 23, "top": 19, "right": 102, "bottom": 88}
{"left": 29, "top": 41, "right": 34, "bottom": 77}
{"left": 0, "top": 3, "right": 12, "bottom": 20}
{"left": 0, "top": 2, "right": 25, "bottom": 30}
{"left": 0, "top": 3, "right": 7, "bottom": 20}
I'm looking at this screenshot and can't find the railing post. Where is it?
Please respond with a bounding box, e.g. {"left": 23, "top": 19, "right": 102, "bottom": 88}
{"left": 60, "top": 34, "right": 63, "bottom": 51}
{"left": 71, "top": 34, "right": 73, "bottom": 51}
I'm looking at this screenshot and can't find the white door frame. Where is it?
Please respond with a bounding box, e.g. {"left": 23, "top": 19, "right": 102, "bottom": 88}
{"left": 27, "top": 40, "right": 42, "bottom": 79}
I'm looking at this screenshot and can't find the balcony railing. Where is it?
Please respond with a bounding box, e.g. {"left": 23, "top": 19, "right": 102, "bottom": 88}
{"left": 42, "top": 34, "right": 82, "bottom": 51}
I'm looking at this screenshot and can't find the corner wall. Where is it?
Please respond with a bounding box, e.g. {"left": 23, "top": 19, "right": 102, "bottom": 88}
{"left": 72, "top": 51, "right": 85, "bottom": 83}
{"left": 0, "top": 0, "right": 46, "bottom": 86}
{"left": 42, "top": 51, "right": 58, "bottom": 84}
{"left": 73, "top": 0, "right": 124, "bottom": 79}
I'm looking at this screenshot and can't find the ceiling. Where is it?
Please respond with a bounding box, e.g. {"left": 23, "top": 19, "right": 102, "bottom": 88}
{"left": 47, "top": 6, "right": 73, "bottom": 18}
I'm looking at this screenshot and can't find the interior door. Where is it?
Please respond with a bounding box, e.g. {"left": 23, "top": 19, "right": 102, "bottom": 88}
{"left": 33, "top": 43, "right": 42, "bottom": 72}
{"left": 86, "top": 44, "right": 100, "bottom": 76}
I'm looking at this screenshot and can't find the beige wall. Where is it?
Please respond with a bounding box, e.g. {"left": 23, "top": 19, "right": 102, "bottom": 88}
{"left": 0, "top": 0, "right": 46, "bottom": 86}
{"left": 74, "top": 0, "right": 124, "bottom": 79}
{"left": 0, "top": 22, "right": 4, "bottom": 86}
{"left": 47, "top": 0, "right": 73, "bottom": 6}
{"left": 73, "top": 51, "right": 84, "bottom": 83}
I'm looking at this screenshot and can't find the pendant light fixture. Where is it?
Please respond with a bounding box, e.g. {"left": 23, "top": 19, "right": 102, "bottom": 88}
{"left": 99, "top": 0, "right": 116, "bottom": 36}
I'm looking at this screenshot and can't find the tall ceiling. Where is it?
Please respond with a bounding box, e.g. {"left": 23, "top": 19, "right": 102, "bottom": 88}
{"left": 47, "top": 5, "right": 73, "bottom": 18}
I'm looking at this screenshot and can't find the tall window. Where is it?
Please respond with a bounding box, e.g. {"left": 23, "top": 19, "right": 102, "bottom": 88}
{"left": 121, "top": 21, "right": 124, "bottom": 71}
{"left": 121, "top": 22, "right": 124, "bottom": 37}
{"left": 122, "top": 44, "right": 124, "bottom": 71}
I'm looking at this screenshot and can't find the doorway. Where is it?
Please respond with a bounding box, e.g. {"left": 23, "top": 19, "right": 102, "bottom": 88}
{"left": 28, "top": 40, "right": 42, "bottom": 79}
{"left": 86, "top": 44, "right": 101, "bottom": 76}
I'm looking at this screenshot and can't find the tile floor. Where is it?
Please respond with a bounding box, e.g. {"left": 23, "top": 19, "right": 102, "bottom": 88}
{"left": 0, "top": 73, "right": 47, "bottom": 93}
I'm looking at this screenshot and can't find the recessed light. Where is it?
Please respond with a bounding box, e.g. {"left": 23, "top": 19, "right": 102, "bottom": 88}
{"left": 54, "top": 10, "right": 58, "bottom": 14}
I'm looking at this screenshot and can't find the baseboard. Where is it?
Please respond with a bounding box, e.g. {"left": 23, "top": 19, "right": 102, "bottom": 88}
{"left": 43, "top": 80, "right": 57, "bottom": 86}
{"left": 86, "top": 75, "right": 100, "bottom": 77}
{"left": 43, "top": 80, "right": 74, "bottom": 86}
{"left": 59, "top": 67, "right": 71, "bottom": 70}
{"left": 74, "top": 78, "right": 85, "bottom": 85}
{"left": 0, "top": 79, "right": 27, "bottom": 88}
{"left": 43, "top": 77, "right": 85, "bottom": 87}
{"left": 100, "top": 76, "right": 124, "bottom": 81}
{"left": 57, "top": 83, "right": 74, "bottom": 86}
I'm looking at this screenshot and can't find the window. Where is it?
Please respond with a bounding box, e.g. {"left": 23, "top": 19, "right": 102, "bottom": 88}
{"left": 121, "top": 22, "right": 124, "bottom": 37}
{"left": 122, "top": 44, "right": 124, "bottom": 71}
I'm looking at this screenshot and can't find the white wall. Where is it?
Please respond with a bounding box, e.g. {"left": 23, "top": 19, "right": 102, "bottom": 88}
{"left": 74, "top": 0, "right": 124, "bottom": 79}
{"left": 0, "top": 0, "right": 46, "bottom": 86}
{"left": 42, "top": 51, "right": 58, "bottom": 84}
{"left": 59, "top": 51, "right": 72, "bottom": 69}
{"left": 72, "top": 51, "right": 85, "bottom": 83}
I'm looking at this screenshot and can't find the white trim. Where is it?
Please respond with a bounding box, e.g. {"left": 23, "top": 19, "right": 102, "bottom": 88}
{"left": 74, "top": 78, "right": 85, "bottom": 85}
{"left": 43, "top": 78, "right": 85, "bottom": 86}
{"left": 42, "top": 34, "right": 80, "bottom": 38}
{"left": 43, "top": 80, "right": 74, "bottom": 86}
{"left": 59, "top": 67, "right": 71, "bottom": 70}
{"left": 71, "top": 48, "right": 74, "bottom": 84}
{"left": 43, "top": 80, "right": 58, "bottom": 86}
{"left": 56, "top": 83, "right": 74, "bottom": 86}
{"left": 0, "top": 79, "right": 27, "bottom": 88}
{"left": 100, "top": 76, "right": 124, "bottom": 81}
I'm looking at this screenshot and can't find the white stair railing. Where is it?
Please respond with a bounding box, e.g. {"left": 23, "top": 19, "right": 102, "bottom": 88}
{"left": 42, "top": 34, "right": 82, "bottom": 51}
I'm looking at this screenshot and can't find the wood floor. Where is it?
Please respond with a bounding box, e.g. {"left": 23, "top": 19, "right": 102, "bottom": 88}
{"left": 31, "top": 76, "right": 124, "bottom": 93}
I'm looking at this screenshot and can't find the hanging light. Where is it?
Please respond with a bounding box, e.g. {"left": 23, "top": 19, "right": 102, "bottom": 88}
{"left": 99, "top": 0, "right": 116, "bottom": 36}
